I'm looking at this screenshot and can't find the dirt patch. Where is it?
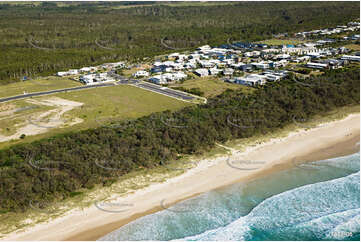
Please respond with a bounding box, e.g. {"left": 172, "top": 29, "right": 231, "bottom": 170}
{"left": 0, "top": 103, "right": 16, "bottom": 112}
{"left": 0, "top": 97, "right": 83, "bottom": 142}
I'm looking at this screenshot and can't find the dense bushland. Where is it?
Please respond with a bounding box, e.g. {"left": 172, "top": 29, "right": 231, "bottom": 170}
{"left": 0, "top": 66, "right": 359, "bottom": 212}
{"left": 0, "top": 1, "right": 359, "bottom": 84}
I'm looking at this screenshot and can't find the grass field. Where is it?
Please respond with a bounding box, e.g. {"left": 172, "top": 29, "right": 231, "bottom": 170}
{"left": 56, "top": 84, "right": 191, "bottom": 127}
{"left": 344, "top": 44, "right": 360, "bottom": 51}
{"left": 169, "top": 74, "right": 252, "bottom": 97}
{"left": 0, "top": 84, "right": 190, "bottom": 149}
{"left": 0, "top": 76, "right": 81, "bottom": 98}
{"left": 256, "top": 38, "right": 306, "bottom": 46}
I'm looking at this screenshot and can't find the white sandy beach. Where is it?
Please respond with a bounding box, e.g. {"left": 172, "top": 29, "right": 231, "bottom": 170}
{"left": 2, "top": 113, "right": 360, "bottom": 241}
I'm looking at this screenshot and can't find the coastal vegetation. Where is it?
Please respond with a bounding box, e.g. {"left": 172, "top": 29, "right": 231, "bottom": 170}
{"left": 0, "top": 66, "right": 359, "bottom": 213}
{"left": 0, "top": 1, "right": 359, "bottom": 85}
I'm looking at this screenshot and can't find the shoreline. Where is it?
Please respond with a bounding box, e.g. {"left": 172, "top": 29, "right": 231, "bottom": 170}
{"left": 2, "top": 113, "right": 360, "bottom": 241}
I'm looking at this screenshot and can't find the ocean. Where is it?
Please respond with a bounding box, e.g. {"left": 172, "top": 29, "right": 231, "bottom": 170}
{"left": 99, "top": 152, "right": 360, "bottom": 241}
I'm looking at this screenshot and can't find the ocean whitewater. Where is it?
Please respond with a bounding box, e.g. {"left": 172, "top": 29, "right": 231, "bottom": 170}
{"left": 99, "top": 152, "right": 360, "bottom": 241}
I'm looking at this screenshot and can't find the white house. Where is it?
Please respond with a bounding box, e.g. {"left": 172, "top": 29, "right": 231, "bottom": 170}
{"left": 194, "top": 68, "right": 209, "bottom": 77}
{"left": 80, "top": 67, "right": 92, "bottom": 73}
{"left": 341, "top": 55, "right": 360, "bottom": 62}
{"left": 306, "top": 62, "right": 329, "bottom": 69}
{"left": 198, "top": 60, "right": 215, "bottom": 68}
{"left": 209, "top": 67, "right": 222, "bottom": 75}
{"left": 133, "top": 70, "right": 150, "bottom": 77}
{"left": 185, "top": 62, "right": 196, "bottom": 69}
{"left": 57, "top": 71, "right": 68, "bottom": 77}
{"left": 235, "top": 74, "right": 267, "bottom": 87}
{"left": 264, "top": 74, "right": 281, "bottom": 82}
{"left": 171, "top": 72, "right": 187, "bottom": 81}
{"left": 79, "top": 74, "right": 95, "bottom": 85}
{"left": 68, "top": 69, "right": 79, "bottom": 75}
{"left": 223, "top": 68, "right": 234, "bottom": 76}
{"left": 251, "top": 62, "right": 270, "bottom": 70}
{"left": 149, "top": 72, "right": 187, "bottom": 84}
{"left": 197, "top": 45, "right": 212, "bottom": 51}
{"left": 149, "top": 75, "right": 167, "bottom": 84}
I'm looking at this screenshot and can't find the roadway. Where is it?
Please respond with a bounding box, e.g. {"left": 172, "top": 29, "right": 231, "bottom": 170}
{"left": 0, "top": 83, "right": 115, "bottom": 103}
{"left": 134, "top": 81, "right": 195, "bottom": 101}
{"left": 0, "top": 79, "right": 195, "bottom": 103}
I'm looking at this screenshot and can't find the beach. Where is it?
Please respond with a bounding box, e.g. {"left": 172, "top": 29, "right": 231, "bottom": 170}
{"left": 2, "top": 113, "right": 360, "bottom": 241}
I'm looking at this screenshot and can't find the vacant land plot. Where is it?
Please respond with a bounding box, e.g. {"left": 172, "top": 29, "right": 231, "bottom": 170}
{"left": 257, "top": 38, "right": 306, "bottom": 46}
{"left": 168, "top": 75, "right": 252, "bottom": 97}
{"left": 57, "top": 84, "right": 191, "bottom": 127}
{"left": 0, "top": 84, "right": 190, "bottom": 148}
{"left": 0, "top": 76, "right": 81, "bottom": 98}
{"left": 0, "top": 100, "right": 53, "bottom": 137}
{"left": 0, "top": 97, "right": 83, "bottom": 143}
{"left": 344, "top": 44, "right": 360, "bottom": 51}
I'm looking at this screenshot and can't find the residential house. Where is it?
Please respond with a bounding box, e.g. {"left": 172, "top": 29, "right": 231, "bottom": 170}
{"left": 57, "top": 71, "right": 68, "bottom": 77}
{"left": 68, "top": 69, "right": 79, "bottom": 75}
{"left": 209, "top": 67, "right": 222, "bottom": 75}
{"left": 133, "top": 70, "right": 150, "bottom": 77}
{"left": 341, "top": 55, "right": 360, "bottom": 62}
{"left": 223, "top": 68, "right": 234, "bottom": 76}
{"left": 305, "top": 62, "right": 329, "bottom": 69}
{"left": 235, "top": 74, "right": 267, "bottom": 87}
{"left": 251, "top": 62, "right": 270, "bottom": 70}
{"left": 194, "top": 68, "right": 209, "bottom": 77}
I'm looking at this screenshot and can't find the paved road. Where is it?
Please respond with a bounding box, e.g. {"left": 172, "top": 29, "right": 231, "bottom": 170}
{"left": 0, "top": 79, "right": 194, "bottom": 104}
{"left": 135, "top": 82, "right": 194, "bottom": 101}
{"left": 0, "top": 83, "right": 115, "bottom": 103}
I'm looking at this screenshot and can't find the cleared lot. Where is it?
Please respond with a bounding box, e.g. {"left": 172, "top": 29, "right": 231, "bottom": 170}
{"left": 0, "top": 85, "right": 190, "bottom": 148}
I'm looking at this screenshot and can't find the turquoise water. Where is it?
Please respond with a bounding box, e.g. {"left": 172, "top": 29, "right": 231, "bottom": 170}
{"left": 99, "top": 153, "right": 360, "bottom": 241}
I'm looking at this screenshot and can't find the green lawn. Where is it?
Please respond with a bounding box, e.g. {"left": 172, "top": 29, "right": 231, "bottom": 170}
{"left": 169, "top": 74, "right": 252, "bottom": 97}
{"left": 0, "top": 76, "right": 81, "bottom": 98}
{"left": 0, "top": 84, "right": 190, "bottom": 149}
{"left": 56, "top": 84, "right": 191, "bottom": 127}
{"left": 256, "top": 38, "right": 306, "bottom": 46}
{"left": 344, "top": 44, "right": 360, "bottom": 51}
